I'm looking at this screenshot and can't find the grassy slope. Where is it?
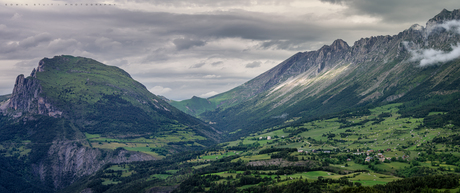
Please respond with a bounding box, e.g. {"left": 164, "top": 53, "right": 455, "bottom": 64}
{"left": 32, "top": 56, "right": 218, "bottom": 143}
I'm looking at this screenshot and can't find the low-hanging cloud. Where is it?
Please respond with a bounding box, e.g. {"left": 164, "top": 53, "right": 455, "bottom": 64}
{"left": 406, "top": 43, "right": 460, "bottom": 67}
{"left": 405, "top": 20, "right": 460, "bottom": 67}
{"left": 438, "top": 20, "right": 460, "bottom": 34}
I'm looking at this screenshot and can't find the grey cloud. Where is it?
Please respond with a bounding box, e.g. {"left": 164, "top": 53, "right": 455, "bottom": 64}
{"left": 141, "top": 48, "right": 172, "bottom": 63}
{"left": 203, "top": 74, "right": 221, "bottom": 78}
{"left": 260, "top": 40, "right": 290, "bottom": 49}
{"left": 108, "top": 59, "right": 129, "bottom": 67}
{"left": 109, "top": 10, "right": 328, "bottom": 42}
{"left": 133, "top": 69, "right": 250, "bottom": 80}
{"left": 245, "top": 61, "right": 261, "bottom": 68}
{"left": 320, "top": 0, "right": 459, "bottom": 23}
{"left": 0, "top": 6, "right": 332, "bottom": 62}
{"left": 190, "top": 62, "right": 206, "bottom": 68}
{"left": 114, "top": 0, "right": 295, "bottom": 7}
{"left": 2, "top": 33, "right": 53, "bottom": 54}
{"left": 133, "top": 70, "right": 250, "bottom": 100}
{"left": 15, "top": 59, "right": 40, "bottom": 69}
{"left": 319, "top": 0, "right": 344, "bottom": 4}
{"left": 0, "top": 86, "right": 13, "bottom": 96}
{"left": 1, "top": 2, "right": 455, "bottom": 100}
{"left": 19, "top": 33, "right": 52, "bottom": 49}
{"left": 258, "top": 40, "right": 313, "bottom": 51}
{"left": 47, "top": 38, "right": 80, "bottom": 53}
{"left": 211, "top": 61, "right": 223, "bottom": 66}
{"left": 173, "top": 38, "right": 206, "bottom": 50}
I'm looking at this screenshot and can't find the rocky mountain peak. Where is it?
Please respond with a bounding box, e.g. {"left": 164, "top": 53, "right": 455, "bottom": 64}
{"left": 429, "top": 9, "right": 460, "bottom": 23}
{"left": 426, "top": 9, "right": 460, "bottom": 29}
{"left": 37, "top": 59, "right": 46, "bottom": 72}
{"left": 331, "top": 39, "right": 350, "bottom": 51}
{"left": 409, "top": 24, "right": 424, "bottom": 31}
{"left": 6, "top": 60, "right": 63, "bottom": 118}
{"left": 318, "top": 39, "right": 349, "bottom": 54}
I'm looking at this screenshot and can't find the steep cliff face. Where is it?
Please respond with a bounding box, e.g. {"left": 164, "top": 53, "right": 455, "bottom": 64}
{"left": 6, "top": 61, "right": 63, "bottom": 118}
{"left": 35, "top": 140, "right": 154, "bottom": 189}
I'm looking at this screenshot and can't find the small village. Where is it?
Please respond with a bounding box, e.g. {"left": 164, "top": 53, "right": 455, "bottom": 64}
{"left": 258, "top": 135, "right": 411, "bottom": 163}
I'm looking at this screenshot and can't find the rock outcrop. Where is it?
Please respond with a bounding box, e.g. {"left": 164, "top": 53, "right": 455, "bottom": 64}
{"left": 35, "top": 139, "right": 155, "bottom": 189}
{"left": 6, "top": 59, "right": 63, "bottom": 117}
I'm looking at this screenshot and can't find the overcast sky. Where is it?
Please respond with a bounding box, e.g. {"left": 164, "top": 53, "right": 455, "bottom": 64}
{"left": 0, "top": 0, "right": 458, "bottom": 100}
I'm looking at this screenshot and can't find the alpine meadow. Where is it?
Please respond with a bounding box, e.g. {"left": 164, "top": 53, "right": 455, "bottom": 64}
{"left": 1, "top": 7, "right": 460, "bottom": 193}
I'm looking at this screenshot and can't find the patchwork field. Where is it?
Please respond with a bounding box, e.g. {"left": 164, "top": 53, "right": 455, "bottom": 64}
{"left": 225, "top": 103, "right": 456, "bottom": 157}
{"left": 84, "top": 127, "right": 208, "bottom": 158}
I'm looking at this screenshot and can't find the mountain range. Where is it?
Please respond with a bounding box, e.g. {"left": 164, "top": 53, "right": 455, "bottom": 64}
{"left": 170, "top": 9, "right": 460, "bottom": 140}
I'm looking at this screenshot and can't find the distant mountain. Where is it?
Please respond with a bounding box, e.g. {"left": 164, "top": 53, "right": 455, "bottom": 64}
{"left": 0, "top": 55, "right": 220, "bottom": 191}
{"left": 174, "top": 9, "right": 460, "bottom": 140}
{"left": 169, "top": 96, "right": 218, "bottom": 117}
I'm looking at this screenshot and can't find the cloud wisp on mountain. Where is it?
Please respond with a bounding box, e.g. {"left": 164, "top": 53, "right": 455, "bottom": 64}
{"left": 405, "top": 20, "right": 460, "bottom": 67}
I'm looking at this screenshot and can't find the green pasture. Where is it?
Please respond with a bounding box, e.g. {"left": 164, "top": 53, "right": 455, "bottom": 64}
{"left": 236, "top": 154, "right": 272, "bottom": 162}
{"left": 150, "top": 174, "right": 171, "bottom": 179}
{"left": 374, "top": 162, "right": 410, "bottom": 172}
{"left": 0, "top": 141, "right": 32, "bottom": 157}
{"left": 348, "top": 172, "right": 400, "bottom": 186}
{"left": 200, "top": 151, "right": 241, "bottom": 160}
{"left": 302, "top": 171, "right": 332, "bottom": 179}
{"left": 330, "top": 161, "right": 370, "bottom": 171}
{"left": 193, "top": 163, "right": 211, "bottom": 169}
{"left": 85, "top": 130, "right": 207, "bottom": 158}
{"left": 101, "top": 179, "right": 120, "bottom": 185}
